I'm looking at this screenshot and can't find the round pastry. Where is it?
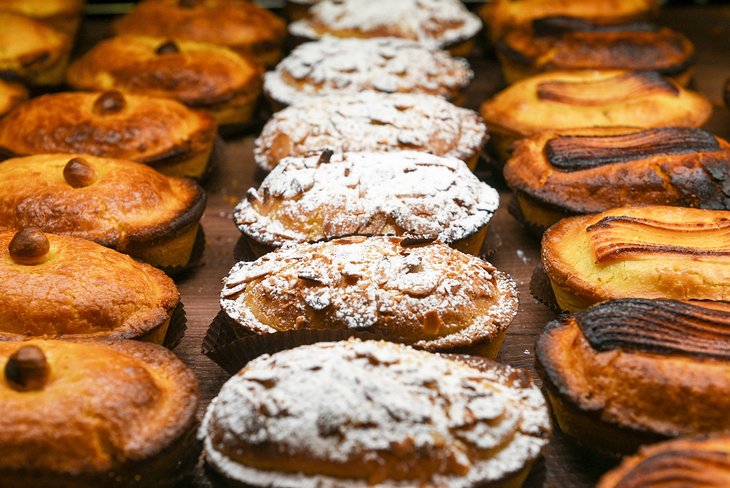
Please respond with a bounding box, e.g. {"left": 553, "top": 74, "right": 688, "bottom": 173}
{"left": 263, "top": 37, "right": 473, "bottom": 109}
{"left": 541, "top": 206, "right": 730, "bottom": 312}
{"left": 112, "top": 0, "right": 287, "bottom": 67}
{"left": 0, "top": 154, "right": 206, "bottom": 270}
{"left": 0, "top": 80, "right": 27, "bottom": 119}
{"left": 0, "top": 339, "right": 199, "bottom": 487}
{"left": 0, "top": 227, "right": 180, "bottom": 342}
{"left": 289, "top": 0, "right": 482, "bottom": 56}
{"left": 480, "top": 70, "right": 712, "bottom": 162}
{"left": 202, "top": 338, "right": 551, "bottom": 488}
{"left": 537, "top": 299, "right": 730, "bottom": 457}
{"left": 0, "top": 0, "right": 85, "bottom": 35}
{"left": 254, "top": 92, "right": 487, "bottom": 173}
{"left": 234, "top": 151, "right": 500, "bottom": 256}
{"left": 0, "top": 91, "right": 217, "bottom": 179}
{"left": 497, "top": 19, "right": 695, "bottom": 86}
{"left": 505, "top": 127, "right": 730, "bottom": 231}
{"left": 220, "top": 235, "right": 518, "bottom": 358}
{"left": 67, "top": 35, "right": 263, "bottom": 128}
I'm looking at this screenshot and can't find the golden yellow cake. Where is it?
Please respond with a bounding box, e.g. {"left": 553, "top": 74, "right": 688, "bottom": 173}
{"left": 0, "top": 79, "right": 26, "bottom": 119}
{"left": 0, "top": 0, "right": 85, "bottom": 35}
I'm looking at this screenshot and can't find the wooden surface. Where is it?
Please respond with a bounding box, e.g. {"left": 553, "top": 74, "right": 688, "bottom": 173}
{"left": 74, "top": 5, "right": 730, "bottom": 487}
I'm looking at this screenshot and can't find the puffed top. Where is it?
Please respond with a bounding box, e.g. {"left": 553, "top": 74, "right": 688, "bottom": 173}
{"left": 0, "top": 154, "right": 206, "bottom": 249}
{"left": 481, "top": 70, "right": 711, "bottom": 137}
{"left": 221, "top": 236, "right": 518, "bottom": 350}
{"left": 234, "top": 151, "right": 499, "bottom": 249}
{"left": 0, "top": 229, "right": 179, "bottom": 339}
{"left": 0, "top": 91, "right": 216, "bottom": 167}
{"left": 505, "top": 127, "right": 730, "bottom": 213}
{"left": 0, "top": 80, "right": 27, "bottom": 118}
{"left": 289, "top": 0, "right": 482, "bottom": 49}
{"left": 264, "top": 37, "right": 473, "bottom": 107}
{"left": 254, "top": 92, "right": 487, "bottom": 172}
{"left": 67, "top": 35, "right": 263, "bottom": 109}
{"left": 202, "top": 338, "right": 551, "bottom": 487}
{"left": 0, "top": 11, "right": 70, "bottom": 80}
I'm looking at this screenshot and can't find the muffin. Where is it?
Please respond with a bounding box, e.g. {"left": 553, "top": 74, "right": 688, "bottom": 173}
{"left": 263, "top": 37, "right": 473, "bottom": 109}
{"left": 537, "top": 299, "right": 730, "bottom": 457}
{"left": 234, "top": 151, "right": 500, "bottom": 256}
{"left": 289, "top": 0, "right": 482, "bottom": 56}
{"left": 0, "top": 0, "right": 85, "bottom": 36}
{"left": 202, "top": 338, "right": 551, "bottom": 487}
{"left": 480, "top": 70, "right": 712, "bottom": 162}
{"left": 541, "top": 206, "right": 730, "bottom": 312}
{"left": 0, "top": 79, "right": 26, "bottom": 119}
{"left": 112, "top": 0, "right": 286, "bottom": 67}
{"left": 0, "top": 153, "right": 206, "bottom": 270}
{"left": 255, "top": 92, "right": 487, "bottom": 172}
{"left": 220, "top": 235, "right": 518, "bottom": 358}
{"left": 0, "top": 339, "right": 199, "bottom": 487}
{"left": 505, "top": 127, "right": 730, "bottom": 230}
{"left": 0, "top": 91, "right": 217, "bottom": 179}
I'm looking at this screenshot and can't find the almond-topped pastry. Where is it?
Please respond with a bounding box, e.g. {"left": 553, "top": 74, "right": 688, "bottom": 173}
{"left": 0, "top": 80, "right": 26, "bottom": 119}
{"left": 202, "top": 338, "right": 551, "bottom": 488}
{"left": 480, "top": 70, "right": 712, "bottom": 162}
{"left": 234, "top": 151, "right": 499, "bottom": 256}
{"left": 112, "top": 0, "right": 287, "bottom": 67}
{"left": 0, "top": 340, "right": 199, "bottom": 487}
{"left": 67, "top": 35, "right": 263, "bottom": 128}
{"left": 0, "top": 228, "right": 179, "bottom": 342}
{"left": 0, "top": 91, "right": 216, "bottom": 179}
{"left": 497, "top": 19, "right": 695, "bottom": 86}
{"left": 541, "top": 206, "right": 730, "bottom": 312}
{"left": 537, "top": 299, "right": 730, "bottom": 457}
{"left": 220, "top": 236, "right": 518, "bottom": 357}
{"left": 255, "top": 92, "right": 487, "bottom": 172}
{"left": 505, "top": 127, "right": 730, "bottom": 230}
{"left": 289, "top": 0, "right": 482, "bottom": 56}
{"left": 263, "top": 37, "right": 473, "bottom": 109}
{"left": 0, "top": 154, "right": 206, "bottom": 270}
{"left": 0, "top": 0, "right": 85, "bottom": 35}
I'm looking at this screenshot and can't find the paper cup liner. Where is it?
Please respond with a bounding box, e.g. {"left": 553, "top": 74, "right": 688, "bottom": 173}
{"left": 530, "top": 264, "right": 561, "bottom": 314}
{"left": 202, "top": 310, "right": 254, "bottom": 356}
{"left": 163, "top": 301, "right": 188, "bottom": 350}
{"left": 507, "top": 195, "right": 548, "bottom": 238}
{"left": 160, "top": 226, "right": 207, "bottom": 277}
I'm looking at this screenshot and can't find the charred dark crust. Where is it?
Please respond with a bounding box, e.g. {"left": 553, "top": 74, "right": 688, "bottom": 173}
{"left": 536, "top": 72, "right": 679, "bottom": 105}
{"left": 532, "top": 16, "right": 659, "bottom": 36}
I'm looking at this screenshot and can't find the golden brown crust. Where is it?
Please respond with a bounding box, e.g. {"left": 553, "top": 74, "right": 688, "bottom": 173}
{"left": 0, "top": 80, "right": 27, "bottom": 119}
{"left": 0, "top": 0, "right": 83, "bottom": 19}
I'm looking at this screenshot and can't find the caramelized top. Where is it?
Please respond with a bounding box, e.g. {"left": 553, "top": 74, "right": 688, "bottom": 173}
{"left": 536, "top": 71, "right": 677, "bottom": 105}
{"left": 0, "top": 11, "right": 70, "bottom": 78}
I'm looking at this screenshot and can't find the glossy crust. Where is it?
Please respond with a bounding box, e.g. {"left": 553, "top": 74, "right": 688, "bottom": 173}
{"left": 0, "top": 339, "right": 199, "bottom": 487}
{"left": 0, "top": 80, "right": 27, "bottom": 119}
{"left": 541, "top": 206, "right": 730, "bottom": 311}
{"left": 537, "top": 300, "right": 730, "bottom": 457}
{"left": 112, "top": 0, "right": 286, "bottom": 67}
{"left": 0, "top": 0, "right": 84, "bottom": 34}
{"left": 0, "top": 231, "right": 179, "bottom": 340}
{"left": 202, "top": 338, "right": 551, "bottom": 488}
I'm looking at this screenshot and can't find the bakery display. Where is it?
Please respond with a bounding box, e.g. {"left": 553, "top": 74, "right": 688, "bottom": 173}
{"left": 263, "top": 37, "right": 473, "bottom": 109}
{"left": 67, "top": 35, "right": 263, "bottom": 128}
{"left": 234, "top": 151, "right": 499, "bottom": 256}
{"left": 0, "top": 91, "right": 217, "bottom": 179}
{"left": 505, "top": 127, "right": 730, "bottom": 230}
{"left": 254, "top": 92, "right": 487, "bottom": 172}
{"left": 0, "top": 80, "right": 26, "bottom": 119}
{"left": 537, "top": 299, "right": 730, "bottom": 457}
{"left": 202, "top": 338, "right": 551, "bottom": 487}
{"left": 541, "top": 206, "right": 730, "bottom": 311}
{"left": 0, "top": 0, "right": 85, "bottom": 36}
{"left": 0, "top": 339, "right": 199, "bottom": 487}
{"left": 481, "top": 70, "right": 712, "bottom": 161}
{"left": 112, "top": 0, "right": 287, "bottom": 67}
{"left": 220, "top": 235, "right": 518, "bottom": 357}
{"left": 289, "top": 0, "right": 482, "bottom": 56}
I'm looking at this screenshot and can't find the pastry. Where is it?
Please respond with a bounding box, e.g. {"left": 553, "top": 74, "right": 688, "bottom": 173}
{"left": 541, "top": 206, "right": 730, "bottom": 311}
{"left": 537, "top": 299, "right": 730, "bottom": 457}
{"left": 263, "top": 37, "right": 473, "bottom": 109}
{"left": 505, "top": 127, "right": 730, "bottom": 230}
{"left": 112, "top": 0, "right": 286, "bottom": 67}
{"left": 289, "top": 0, "right": 482, "bottom": 56}
{"left": 0, "top": 80, "right": 26, "bottom": 119}
{"left": 254, "top": 92, "right": 487, "bottom": 172}
{"left": 0, "top": 339, "right": 199, "bottom": 487}
{"left": 220, "top": 235, "right": 518, "bottom": 358}
{"left": 202, "top": 338, "right": 551, "bottom": 487}
{"left": 67, "top": 35, "right": 263, "bottom": 128}
{"left": 0, "top": 0, "right": 85, "bottom": 36}
{"left": 0, "top": 91, "right": 217, "bottom": 179}
{"left": 0, "top": 153, "right": 206, "bottom": 270}
{"left": 480, "top": 70, "right": 712, "bottom": 162}
{"left": 497, "top": 18, "right": 695, "bottom": 86}
{"left": 234, "top": 151, "right": 499, "bottom": 256}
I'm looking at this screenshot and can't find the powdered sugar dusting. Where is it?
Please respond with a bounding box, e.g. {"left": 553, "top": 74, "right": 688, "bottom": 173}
{"left": 254, "top": 92, "right": 487, "bottom": 171}
{"left": 202, "top": 339, "right": 550, "bottom": 487}
{"left": 263, "top": 37, "right": 473, "bottom": 106}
